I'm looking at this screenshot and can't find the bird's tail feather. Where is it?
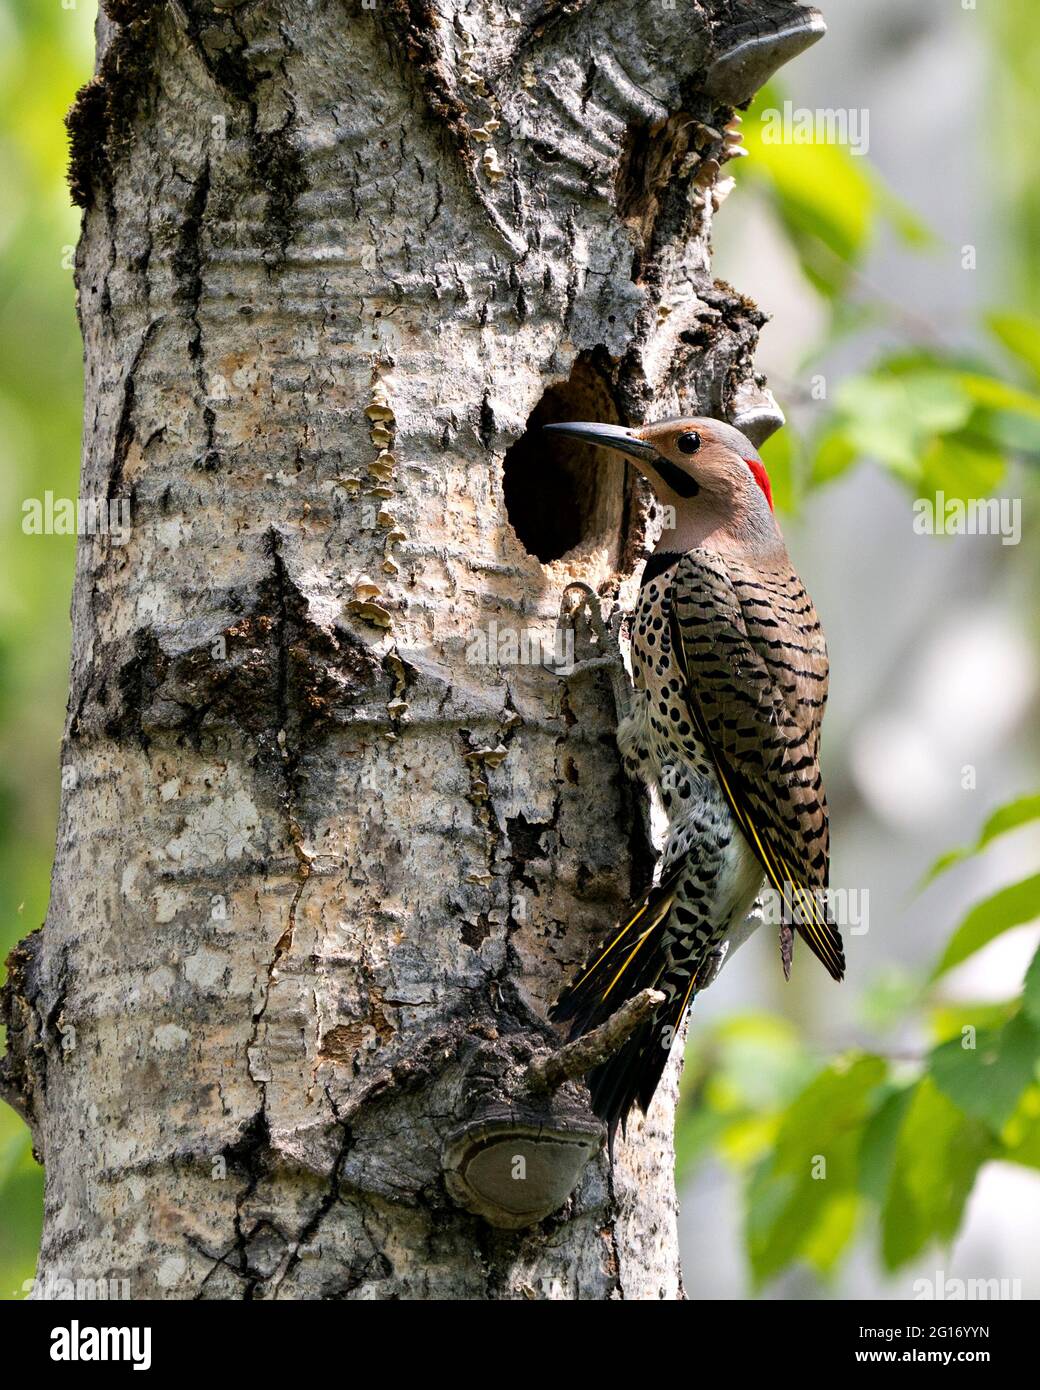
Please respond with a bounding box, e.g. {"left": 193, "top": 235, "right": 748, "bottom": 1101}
{"left": 550, "top": 864, "right": 697, "bottom": 1149}
{"left": 550, "top": 863, "right": 683, "bottom": 1035}
{"left": 585, "top": 1015, "right": 682, "bottom": 1155}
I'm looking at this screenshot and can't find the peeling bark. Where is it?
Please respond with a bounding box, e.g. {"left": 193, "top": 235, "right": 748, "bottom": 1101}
{"left": 3, "top": 0, "right": 822, "bottom": 1299}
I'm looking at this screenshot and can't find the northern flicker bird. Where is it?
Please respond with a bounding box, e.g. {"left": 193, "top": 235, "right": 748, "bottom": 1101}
{"left": 544, "top": 417, "right": 844, "bottom": 1145}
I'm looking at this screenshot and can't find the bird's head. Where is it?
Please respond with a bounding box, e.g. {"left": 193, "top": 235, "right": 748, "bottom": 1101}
{"left": 543, "top": 416, "right": 774, "bottom": 517}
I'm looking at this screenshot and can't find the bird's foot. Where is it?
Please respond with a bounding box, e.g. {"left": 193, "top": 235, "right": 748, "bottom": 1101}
{"left": 550, "top": 585, "right": 650, "bottom": 850}
{"left": 698, "top": 895, "right": 769, "bottom": 991}
{"left": 548, "top": 582, "right": 630, "bottom": 721}
{"left": 555, "top": 582, "right": 619, "bottom": 658}
{"left": 698, "top": 942, "right": 729, "bottom": 991}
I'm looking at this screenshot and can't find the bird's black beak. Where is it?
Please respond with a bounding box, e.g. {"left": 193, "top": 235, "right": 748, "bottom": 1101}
{"left": 542, "top": 421, "right": 659, "bottom": 464}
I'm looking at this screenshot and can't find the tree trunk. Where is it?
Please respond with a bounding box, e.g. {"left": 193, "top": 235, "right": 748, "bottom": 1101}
{"left": 1, "top": 0, "right": 819, "bottom": 1299}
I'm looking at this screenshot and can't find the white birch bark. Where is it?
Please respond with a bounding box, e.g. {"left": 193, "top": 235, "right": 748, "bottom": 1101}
{"left": 1, "top": 0, "right": 820, "bottom": 1299}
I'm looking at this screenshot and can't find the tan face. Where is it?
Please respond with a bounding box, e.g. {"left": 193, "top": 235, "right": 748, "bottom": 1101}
{"left": 543, "top": 416, "right": 774, "bottom": 515}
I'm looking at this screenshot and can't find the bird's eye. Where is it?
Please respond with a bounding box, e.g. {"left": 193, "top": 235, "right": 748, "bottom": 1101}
{"left": 677, "top": 431, "right": 702, "bottom": 455}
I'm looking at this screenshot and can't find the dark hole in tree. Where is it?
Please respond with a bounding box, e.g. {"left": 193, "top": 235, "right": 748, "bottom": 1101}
{"left": 502, "top": 359, "right": 623, "bottom": 565}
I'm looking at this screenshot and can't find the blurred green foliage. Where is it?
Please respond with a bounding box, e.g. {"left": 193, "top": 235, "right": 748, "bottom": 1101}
{"left": 678, "top": 35, "right": 1040, "bottom": 1291}
{"left": 743, "top": 82, "right": 1040, "bottom": 511}
{"left": 0, "top": 0, "right": 95, "bottom": 1297}
{"left": 991, "top": 0, "right": 1040, "bottom": 317}
{"left": 924, "top": 794, "right": 1040, "bottom": 886}
{"left": 678, "top": 819, "right": 1040, "bottom": 1288}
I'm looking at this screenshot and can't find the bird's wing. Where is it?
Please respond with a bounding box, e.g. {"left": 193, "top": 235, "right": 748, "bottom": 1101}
{"left": 669, "top": 549, "right": 844, "bottom": 980}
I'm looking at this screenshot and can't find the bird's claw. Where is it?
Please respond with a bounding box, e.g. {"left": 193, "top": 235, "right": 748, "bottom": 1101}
{"left": 698, "top": 943, "right": 728, "bottom": 991}
{"left": 557, "top": 583, "right": 612, "bottom": 656}
{"left": 550, "top": 583, "right": 630, "bottom": 721}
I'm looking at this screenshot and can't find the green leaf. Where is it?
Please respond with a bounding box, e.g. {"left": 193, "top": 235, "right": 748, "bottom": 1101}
{"left": 833, "top": 377, "right": 919, "bottom": 475}
{"left": 810, "top": 356, "right": 1040, "bottom": 496}
{"left": 1024, "top": 943, "right": 1040, "bottom": 1027}
{"left": 858, "top": 1084, "right": 914, "bottom": 1204}
{"left": 880, "top": 1078, "right": 993, "bottom": 1270}
{"left": 918, "top": 435, "right": 1007, "bottom": 504}
{"left": 748, "top": 1137, "right": 864, "bottom": 1285}
{"left": 929, "top": 998, "right": 1019, "bottom": 1045}
{"left": 759, "top": 428, "right": 798, "bottom": 514}
{"left": 973, "top": 407, "right": 1040, "bottom": 456}
{"left": 932, "top": 873, "right": 1040, "bottom": 978}
{"left": 810, "top": 429, "right": 858, "bottom": 486}
{"left": 745, "top": 1055, "right": 886, "bottom": 1285}
{"left": 770, "top": 1055, "right": 888, "bottom": 1173}
{"left": 902, "top": 371, "right": 978, "bottom": 433}
{"left": 831, "top": 370, "right": 973, "bottom": 480}
{"left": 802, "top": 1191, "right": 860, "bottom": 1276}
{"left": 741, "top": 88, "right": 877, "bottom": 298}
{"left": 740, "top": 85, "right": 932, "bottom": 300}
{"left": 987, "top": 311, "right": 1040, "bottom": 383}
{"left": 929, "top": 1012, "right": 1040, "bottom": 1131}
{"left": 675, "top": 1013, "right": 814, "bottom": 1180}
{"left": 1000, "top": 1085, "right": 1040, "bottom": 1170}
{"left": 0, "top": 1109, "right": 43, "bottom": 1299}
{"left": 923, "top": 794, "right": 1040, "bottom": 884}
{"left": 978, "top": 796, "right": 1040, "bottom": 849}
{"left": 955, "top": 372, "right": 1040, "bottom": 420}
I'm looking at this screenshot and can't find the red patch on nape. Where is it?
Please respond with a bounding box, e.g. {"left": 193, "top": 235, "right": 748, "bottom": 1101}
{"left": 744, "top": 456, "right": 774, "bottom": 512}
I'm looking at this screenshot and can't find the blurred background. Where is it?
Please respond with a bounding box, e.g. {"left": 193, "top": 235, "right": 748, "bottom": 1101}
{"left": 682, "top": 0, "right": 1040, "bottom": 1298}
{"left": 1, "top": 0, "right": 1038, "bottom": 1298}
